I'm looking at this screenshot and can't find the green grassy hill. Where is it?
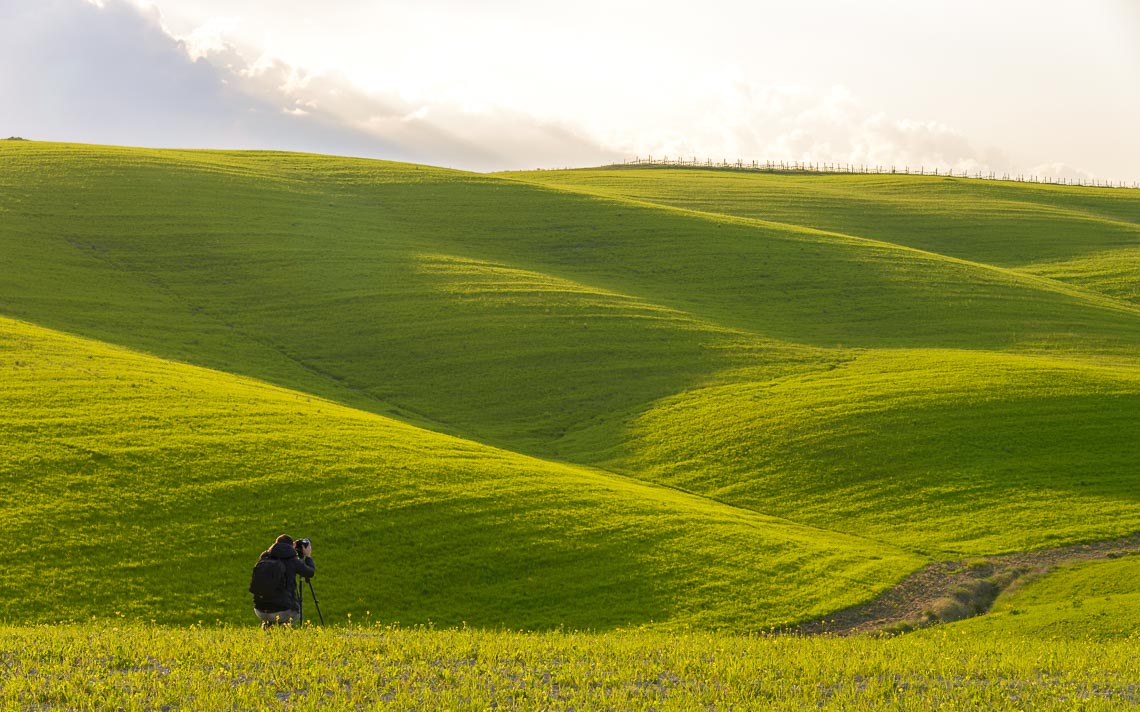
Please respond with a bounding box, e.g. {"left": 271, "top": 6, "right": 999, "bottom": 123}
{"left": 2, "top": 141, "right": 1137, "bottom": 628}
{"left": 507, "top": 167, "right": 1140, "bottom": 302}
{"left": 951, "top": 554, "right": 1140, "bottom": 640}
{"left": 611, "top": 348, "right": 1140, "bottom": 554}
{"left": 1, "top": 315, "right": 915, "bottom": 627}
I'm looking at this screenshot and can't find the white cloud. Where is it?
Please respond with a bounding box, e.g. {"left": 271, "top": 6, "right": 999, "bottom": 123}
{"left": 598, "top": 80, "right": 1015, "bottom": 176}
{"left": 0, "top": 0, "right": 617, "bottom": 171}
{"left": 1026, "top": 162, "right": 1097, "bottom": 182}
{"left": 851, "top": 115, "right": 1001, "bottom": 173}
{"left": 180, "top": 18, "right": 242, "bottom": 61}
{"left": 0, "top": 0, "right": 410, "bottom": 161}
{"left": 3, "top": 0, "right": 1131, "bottom": 181}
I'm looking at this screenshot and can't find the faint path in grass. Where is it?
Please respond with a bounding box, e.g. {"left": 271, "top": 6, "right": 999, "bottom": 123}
{"left": 794, "top": 533, "right": 1140, "bottom": 636}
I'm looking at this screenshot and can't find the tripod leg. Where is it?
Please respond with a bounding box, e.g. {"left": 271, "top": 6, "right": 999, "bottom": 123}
{"left": 307, "top": 578, "right": 324, "bottom": 625}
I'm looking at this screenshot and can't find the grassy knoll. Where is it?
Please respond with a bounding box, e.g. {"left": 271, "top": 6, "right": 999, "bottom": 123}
{"left": 953, "top": 554, "right": 1140, "bottom": 640}
{"left": 1021, "top": 246, "right": 1140, "bottom": 306}
{"left": 509, "top": 166, "right": 1140, "bottom": 330}
{"left": 2, "top": 141, "right": 1139, "bottom": 631}
{"left": 612, "top": 349, "right": 1140, "bottom": 555}
{"left": 0, "top": 142, "right": 826, "bottom": 453}
{"left": 513, "top": 165, "right": 1140, "bottom": 323}
{"left": 0, "top": 315, "right": 916, "bottom": 627}
{"left": 3, "top": 622, "right": 1137, "bottom": 710}
{"left": 507, "top": 167, "right": 1140, "bottom": 279}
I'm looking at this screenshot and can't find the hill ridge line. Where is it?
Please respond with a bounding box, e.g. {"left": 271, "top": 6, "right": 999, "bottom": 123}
{"left": 59, "top": 235, "right": 401, "bottom": 411}
{"left": 645, "top": 169, "right": 1140, "bottom": 233}
{"left": 502, "top": 175, "right": 1140, "bottom": 322}
{"left": 61, "top": 233, "right": 481, "bottom": 437}
{"left": 412, "top": 250, "right": 771, "bottom": 341}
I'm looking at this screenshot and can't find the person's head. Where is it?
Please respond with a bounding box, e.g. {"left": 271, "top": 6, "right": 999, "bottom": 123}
{"left": 275, "top": 534, "right": 293, "bottom": 546}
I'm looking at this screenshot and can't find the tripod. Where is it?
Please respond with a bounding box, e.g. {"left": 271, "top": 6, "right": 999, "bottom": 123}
{"left": 297, "top": 577, "right": 325, "bottom": 625}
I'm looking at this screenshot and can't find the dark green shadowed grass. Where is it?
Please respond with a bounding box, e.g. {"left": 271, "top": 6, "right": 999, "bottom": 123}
{"left": 506, "top": 167, "right": 1140, "bottom": 270}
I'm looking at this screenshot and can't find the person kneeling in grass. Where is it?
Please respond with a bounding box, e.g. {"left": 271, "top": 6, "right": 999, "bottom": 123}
{"left": 249, "top": 534, "right": 315, "bottom": 628}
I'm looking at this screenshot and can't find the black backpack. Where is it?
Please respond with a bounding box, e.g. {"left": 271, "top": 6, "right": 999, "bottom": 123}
{"left": 249, "top": 557, "right": 287, "bottom": 597}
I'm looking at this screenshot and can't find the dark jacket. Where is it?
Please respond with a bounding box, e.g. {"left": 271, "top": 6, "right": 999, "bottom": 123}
{"left": 252, "top": 540, "right": 316, "bottom": 612}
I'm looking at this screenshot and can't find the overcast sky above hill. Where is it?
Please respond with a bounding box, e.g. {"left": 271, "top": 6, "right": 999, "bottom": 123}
{"left": 2, "top": 0, "right": 1137, "bottom": 177}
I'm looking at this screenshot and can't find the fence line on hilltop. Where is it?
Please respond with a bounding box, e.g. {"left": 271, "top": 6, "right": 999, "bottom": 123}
{"left": 612, "top": 156, "right": 1140, "bottom": 190}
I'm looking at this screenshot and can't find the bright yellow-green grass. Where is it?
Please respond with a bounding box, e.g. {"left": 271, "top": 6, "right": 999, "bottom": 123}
{"left": 507, "top": 166, "right": 1140, "bottom": 353}
{"left": 2, "top": 141, "right": 1139, "bottom": 631}
{"left": 952, "top": 554, "right": 1140, "bottom": 640}
{"left": 0, "top": 315, "right": 917, "bottom": 627}
{"left": 3, "top": 622, "right": 1137, "bottom": 710}
{"left": 8, "top": 561, "right": 1132, "bottom": 709}
{"left": 612, "top": 349, "right": 1140, "bottom": 555}
{"left": 1021, "top": 246, "right": 1140, "bottom": 306}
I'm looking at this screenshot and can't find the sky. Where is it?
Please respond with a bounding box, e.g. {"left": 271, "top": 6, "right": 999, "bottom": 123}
{"left": 2, "top": 0, "right": 1138, "bottom": 177}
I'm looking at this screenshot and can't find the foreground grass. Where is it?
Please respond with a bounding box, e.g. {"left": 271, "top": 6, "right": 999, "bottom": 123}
{"left": 3, "top": 622, "right": 1137, "bottom": 710}
{"left": 10, "top": 560, "right": 1140, "bottom": 709}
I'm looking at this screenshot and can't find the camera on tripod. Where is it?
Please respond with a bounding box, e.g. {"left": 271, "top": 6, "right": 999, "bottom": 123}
{"left": 294, "top": 537, "right": 312, "bottom": 557}
{"left": 291, "top": 537, "right": 323, "bottom": 625}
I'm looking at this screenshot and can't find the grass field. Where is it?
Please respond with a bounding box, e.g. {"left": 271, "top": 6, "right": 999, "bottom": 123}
{"left": 6, "top": 556, "right": 1138, "bottom": 709}
{"left": 3, "top": 618, "right": 1137, "bottom": 710}
{"left": 2, "top": 141, "right": 1138, "bottom": 637}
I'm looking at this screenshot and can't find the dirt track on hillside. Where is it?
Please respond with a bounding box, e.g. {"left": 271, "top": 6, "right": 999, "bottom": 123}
{"left": 793, "top": 533, "right": 1140, "bottom": 636}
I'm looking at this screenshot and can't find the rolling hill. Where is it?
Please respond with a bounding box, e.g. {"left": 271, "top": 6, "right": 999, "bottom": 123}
{"left": 2, "top": 141, "right": 1137, "bottom": 628}
{"left": 3, "top": 314, "right": 915, "bottom": 627}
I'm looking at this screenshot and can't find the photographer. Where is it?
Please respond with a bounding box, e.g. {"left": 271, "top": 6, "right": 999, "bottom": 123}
{"left": 250, "top": 534, "right": 315, "bottom": 628}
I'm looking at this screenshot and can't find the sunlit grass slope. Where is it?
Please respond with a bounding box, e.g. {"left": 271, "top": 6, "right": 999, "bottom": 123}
{"left": 0, "top": 315, "right": 917, "bottom": 627}
{"left": 5, "top": 623, "right": 1138, "bottom": 710}
{"left": 951, "top": 555, "right": 1140, "bottom": 640}
{"left": 0, "top": 142, "right": 825, "bottom": 456}
{"left": 509, "top": 166, "right": 1140, "bottom": 327}
{"left": 1021, "top": 246, "right": 1140, "bottom": 306}
{"left": 611, "top": 349, "right": 1140, "bottom": 555}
